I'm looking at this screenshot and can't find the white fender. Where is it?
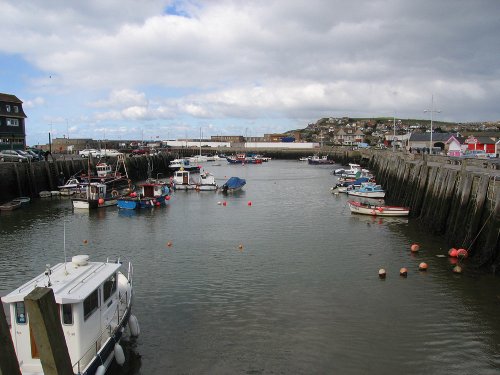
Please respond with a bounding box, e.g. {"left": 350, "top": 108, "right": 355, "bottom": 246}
{"left": 129, "top": 314, "right": 140, "bottom": 337}
{"left": 114, "top": 343, "right": 125, "bottom": 366}
{"left": 96, "top": 365, "right": 106, "bottom": 375}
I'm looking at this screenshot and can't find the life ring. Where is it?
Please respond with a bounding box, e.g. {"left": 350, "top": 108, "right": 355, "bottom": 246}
{"left": 111, "top": 190, "right": 119, "bottom": 197}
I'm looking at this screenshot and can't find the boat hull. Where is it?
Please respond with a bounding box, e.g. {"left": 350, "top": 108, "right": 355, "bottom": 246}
{"left": 72, "top": 198, "right": 117, "bottom": 209}
{"left": 347, "top": 191, "right": 386, "bottom": 198}
{"left": 347, "top": 201, "right": 409, "bottom": 216}
{"left": 117, "top": 195, "right": 169, "bottom": 209}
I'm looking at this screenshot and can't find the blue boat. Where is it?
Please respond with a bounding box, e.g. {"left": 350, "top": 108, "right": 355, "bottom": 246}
{"left": 221, "top": 177, "right": 246, "bottom": 193}
{"left": 117, "top": 182, "right": 170, "bottom": 209}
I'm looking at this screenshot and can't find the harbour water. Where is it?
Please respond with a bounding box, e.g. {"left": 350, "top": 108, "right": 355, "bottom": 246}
{"left": 1, "top": 160, "right": 500, "bottom": 374}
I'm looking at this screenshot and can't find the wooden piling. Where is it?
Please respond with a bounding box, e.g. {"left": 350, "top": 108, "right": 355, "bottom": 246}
{"left": 24, "top": 287, "right": 73, "bottom": 375}
{"left": 0, "top": 303, "right": 21, "bottom": 375}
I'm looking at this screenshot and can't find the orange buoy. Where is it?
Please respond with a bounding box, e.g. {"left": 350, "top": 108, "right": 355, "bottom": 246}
{"left": 418, "top": 262, "right": 428, "bottom": 271}
{"left": 399, "top": 267, "right": 408, "bottom": 277}
{"left": 83, "top": 239, "right": 88, "bottom": 244}
{"left": 167, "top": 241, "right": 173, "bottom": 247}
{"left": 453, "top": 265, "right": 463, "bottom": 274}
{"left": 448, "top": 248, "right": 458, "bottom": 257}
{"left": 410, "top": 243, "right": 420, "bottom": 252}
{"left": 238, "top": 244, "right": 244, "bottom": 250}
{"left": 378, "top": 269, "right": 386, "bottom": 279}
{"left": 98, "top": 198, "right": 105, "bottom": 205}
{"left": 457, "top": 248, "right": 468, "bottom": 258}
{"left": 247, "top": 201, "right": 252, "bottom": 206}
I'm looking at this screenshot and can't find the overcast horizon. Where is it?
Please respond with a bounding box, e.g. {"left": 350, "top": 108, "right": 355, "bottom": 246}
{"left": 2, "top": 0, "right": 499, "bottom": 146}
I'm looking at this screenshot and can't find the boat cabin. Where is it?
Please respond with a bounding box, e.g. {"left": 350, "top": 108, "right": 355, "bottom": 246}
{"left": 1, "top": 255, "right": 132, "bottom": 374}
{"left": 96, "top": 163, "right": 113, "bottom": 178}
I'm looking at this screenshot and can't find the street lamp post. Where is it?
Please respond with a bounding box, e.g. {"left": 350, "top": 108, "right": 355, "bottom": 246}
{"left": 424, "top": 95, "right": 441, "bottom": 155}
{"left": 393, "top": 115, "right": 396, "bottom": 152}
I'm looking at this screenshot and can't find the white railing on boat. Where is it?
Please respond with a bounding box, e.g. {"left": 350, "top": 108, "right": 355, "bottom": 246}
{"left": 72, "top": 291, "right": 130, "bottom": 374}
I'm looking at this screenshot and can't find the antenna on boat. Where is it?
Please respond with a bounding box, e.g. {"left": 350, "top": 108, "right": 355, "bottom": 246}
{"left": 63, "top": 220, "right": 68, "bottom": 275}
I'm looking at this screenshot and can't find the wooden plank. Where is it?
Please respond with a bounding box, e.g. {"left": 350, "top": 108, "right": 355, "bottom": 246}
{"left": 24, "top": 287, "right": 73, "bottom": 375}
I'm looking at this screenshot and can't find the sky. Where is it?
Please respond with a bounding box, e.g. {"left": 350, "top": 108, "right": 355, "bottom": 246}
{"left": 1, "top": 0, "right": 499, "bottom": 146}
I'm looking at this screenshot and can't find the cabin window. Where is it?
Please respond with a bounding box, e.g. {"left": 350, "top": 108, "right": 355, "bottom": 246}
{"left": 6, "top": 118, "right": 19, "bottom": 126}
{"left": 61, "top": 304, "right": 73, "bottom": 325}
{"left": 15, "top": 302, "right": 27, "bottom": 324}
{"left": 6, "top": 105, "right": 10, "bottom": 112}
{"left": 83, "top": 289, "right": 99, "bottom": 321}
{"left": 14, "top": 106, "right": 19, "bottom": 113}
{"left": 103, "top": 273, "right": 117, "bottom": 302}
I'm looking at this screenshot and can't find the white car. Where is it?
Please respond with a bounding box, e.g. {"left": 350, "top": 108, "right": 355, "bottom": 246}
{"left": 100, "top": 149, "right": 123, "bottom": 157}
{"left": 79, "top": 149, "right": 101, "bottom": 158}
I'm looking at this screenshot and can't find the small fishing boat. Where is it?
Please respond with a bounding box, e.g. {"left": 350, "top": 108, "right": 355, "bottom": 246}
{"left": 1, "top": 254, "right": 139, "bottom": 374}
{"left": 39, "top": 191, "right": 52, "bottom": 198}
{"left": 58, "top": 178, "right": 85, "bottom": 196}
{"left": 71, "top": 182, "right": 118, "bottom": 209}
{"left": 347, "top": 200, "right": 410, "bottom": 217}
{"left": 172, "top": 169, "right": 197, "bottom": 190}
{"left": 169, "top": 159, "right": 201, "bottom": 173}
{"left": 347, "top": 183, "right": 386, "bottom": 199}
{"left": 12, "top": 196, "right": 31, "bottom": 206}
{"left": 308, "top": 155, "right": 335, "bottom": 165}
{"left": 0, "top": 200, "right": 22, "bottom": 211}
{"left": 195, "top": 172, "right": 218, "bottom": 191}
{"left": 331, "top": 177, "right": 371, "bottom": 194}
{"left": 117, "top": 181, "right": 170, "bottom": 209}
{"left": 221, "top": 177, "right": 246, "bottom": 193}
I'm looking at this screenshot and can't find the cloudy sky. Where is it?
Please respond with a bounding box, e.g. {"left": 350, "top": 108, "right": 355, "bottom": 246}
{"left": 1, "top": 0, "right": 499, "bottom": 145}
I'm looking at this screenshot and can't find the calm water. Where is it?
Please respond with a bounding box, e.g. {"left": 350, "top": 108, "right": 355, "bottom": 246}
{"left": 1, "top": 160, "right": 500, "bottom": 374}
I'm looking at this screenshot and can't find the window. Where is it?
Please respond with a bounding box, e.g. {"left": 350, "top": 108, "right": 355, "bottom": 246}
{"left": 103, "top": 273, "right": 117, "bottom": 302}
{"left": 13, "top": 106, "right": 18, "bottom": 113}
{"left": 83, "top": 289, "right": 99, "bottom": 320}
{"left": 61, "top": 304, "right": 73, "bottom": 325}
{"left": 6, "top": 118, "right": 19, "bottom": 126}
{"left": 6, "top": 105, "right": 10, "bottom": 112}
{"left": 15, "top": 302, "right": 27, "bottom": 324}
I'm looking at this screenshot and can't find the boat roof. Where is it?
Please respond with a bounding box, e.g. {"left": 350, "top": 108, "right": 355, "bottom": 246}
{"left": 1, "top": 258, "right": 121, "bottom": 304}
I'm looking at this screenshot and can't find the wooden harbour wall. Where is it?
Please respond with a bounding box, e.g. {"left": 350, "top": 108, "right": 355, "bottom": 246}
{"left": 364, "top": 152, "right": 500, "bottom": 271}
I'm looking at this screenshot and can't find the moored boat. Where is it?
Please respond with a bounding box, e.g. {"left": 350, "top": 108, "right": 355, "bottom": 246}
{"left": 1, "top": 254, "right": 138, "bottom": 374}
{"left": 221, "top": 177, "right": 246, "bottom": 193}
{"left": 71, "top": 182, "right": 118, "bottom": 209}
{"left": 195, "top": 171, "right": 218, "bottom": 191}
{"left": 0, "top": 200, "right": 22, "bottom": 211}
{"left": 347, "top": 200, "right": 410, "bottom": 216}
{"left": 12, "top": 196, "right": 31, "bottom": 206}
{"left": 117, "top": 181, "right": 170, "bottom": 209}
{"left": 172, "top": 169, "right": 197, "bottom": 190}
{"left": 347, "top": 183, "right": 386, "bottom": 199}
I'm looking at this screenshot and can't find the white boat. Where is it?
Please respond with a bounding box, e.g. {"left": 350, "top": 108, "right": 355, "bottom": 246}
{"left": 172, "top": 169, "right": 197, "bottom": 190}
{"left": 1, "top": 254, "right": 139, "bottom": 374}
{"left": 58, "top": 178, "right": 85, "bottom": 196}
{"left": 195, "top": 172, "right": 218, "bottom": 191}
{"left": 347, "top": 200, "right": 410, "bottom": 216}
{"left": 347, "top": 183, "right": 386, "bottom": 199}
{"left": 71, "top": 182, "right": 118, "bottom": 209}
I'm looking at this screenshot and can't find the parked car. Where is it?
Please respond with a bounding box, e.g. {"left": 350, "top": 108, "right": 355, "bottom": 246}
{"left": 14, "top": 150, "right": 34, "bottom": 161}
{"left": 130, "top": 148, "right": 148, "bottom": 156}
{"left": 79, "top": 149, "right": 101, "bottom": 158}
{"left": 100, "top": 149, "right": 123, "bottom": 157}
{"left": 0, "top": 150, "right": 29, "bottom": 162}
{"left": 26, "top": 149, "right": 44, "bottom": 161}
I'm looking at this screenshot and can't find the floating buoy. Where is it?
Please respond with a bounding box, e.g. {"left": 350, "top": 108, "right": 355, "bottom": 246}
{"left": 453, "top": 265, "right": 463, "bottom": 274}
{"left": 129, "top": 314, "right": 140, "bottom": 337}
{"left": 156, "top": 202, "right": 160, "bottom": 206}
{"left": 114, "top": 343, "right": 125, "bottom": 366}
{"left": 238, "top": 244, "right": 244, "bottom": 250}
{"left": 247, "top": 201, "right": 252, "bottom": 206}
{"left": 418, "top": 262, "right": 428, "bottom": 271}
{"left": 167, "top": 241, "right": 173, "bottom": 247}
{"left": 410, "top": 243, "right": 420, "bottom": 252}
{"left": 223, "top": 201, "right": 227, "bottom": 206}
{"left": 96, "top": 365, "right": 106, "bottom": 375}
{"left": 217, "top": 201, "right": 222, "bottom": 205}
{"left": 448, "top": 248, "right": 458, "bottom": 257}
{"left": 83, "top": 239, "right": 88, "bottom": 244}
{"left": 130, "top": 192, "right": 137, "bottom": 198}
{"left": 399, "top": 267, "right": 408, "bottom": 277}
{"left": 166, "top": 195, "right": 171, "bottom": 201}
{"left": 378, "top": 269, "right": 386, "bottom": 279}
{"left": 457, "top": 248, "right": 468, "bottom": 258}
{"left": 98, "top": 198, "right": 105, "bottom": 205}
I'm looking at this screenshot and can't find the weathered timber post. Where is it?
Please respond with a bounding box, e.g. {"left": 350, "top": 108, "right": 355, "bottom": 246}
{"left": 0, "top": 303, "right": 21, "bottom": 375}
{"left": 24, "top": 287, "right": 73, "bottom": 375}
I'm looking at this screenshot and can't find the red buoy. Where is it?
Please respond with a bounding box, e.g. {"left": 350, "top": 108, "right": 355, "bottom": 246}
{"left": 418, "top": 262, "right": 428, "bottom": 271}
{"left": 410, "top": 243, "right": 420, "bottom": 252}
{"left": 457, "top": 248, "right": 468, "bottom": 258}
{"left": 448, "top": 248, "right": 458, "bottom": 257}
{"left": 247, "top": 201, "right": 252, "bottom": 206}
{"left": 166, "top": 195, "right": 171, "bottom": 201}
{"left": 98, "top": 198, "right": 104, "bottom": 205}
{"left": 167, "top": 241, "right": 173, "bottom": 247}
{"left": 223, "top": 201, "right": 227, "bottom": 206}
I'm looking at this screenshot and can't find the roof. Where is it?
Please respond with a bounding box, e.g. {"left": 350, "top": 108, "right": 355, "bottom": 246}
{"left": 1, "top": 259, "right": 122, "bottom": 304}
{"left": 0, "top": 93, "right": 22, "bottom": 103}
{"left": 409, "top": 133, "right": 456, "bottom": 142}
